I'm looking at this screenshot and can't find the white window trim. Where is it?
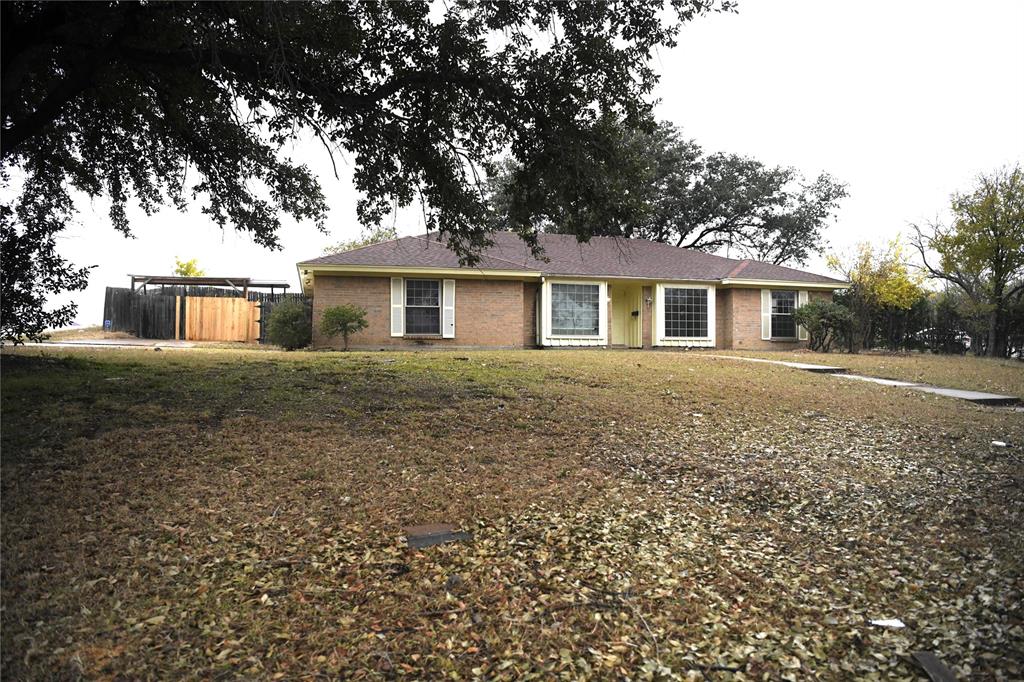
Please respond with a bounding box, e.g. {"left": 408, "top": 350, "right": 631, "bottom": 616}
{"left": 655, "top": 283, "right": 716, "bottom": 347}
{"left": 541, "top": 279, "right": 607, "bottom": 346}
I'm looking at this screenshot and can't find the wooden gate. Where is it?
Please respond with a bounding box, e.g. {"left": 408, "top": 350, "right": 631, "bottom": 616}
{"left": 182, "top": 296, "right": 259, "bottom": 342}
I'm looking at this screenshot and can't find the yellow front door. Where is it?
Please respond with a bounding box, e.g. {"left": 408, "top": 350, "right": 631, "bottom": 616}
{"left": 612, "top": 285, "right": 643, "bottom": 348}
{"left": 627, "top": 287, "right": 643, "bottom": 348}
{"left": 611, "top": 285, "right": 627, "bottom": 345}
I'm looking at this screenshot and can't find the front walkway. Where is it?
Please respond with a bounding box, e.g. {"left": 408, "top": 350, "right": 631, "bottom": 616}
{"left": 709, "top": 354, "right": 1019, "bottom": 406}
{"left": 28, "top": 339, "right": 197, "bottom": 350}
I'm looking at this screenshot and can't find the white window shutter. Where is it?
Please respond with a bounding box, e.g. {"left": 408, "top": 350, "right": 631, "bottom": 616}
{"left": 535, "top": 289, "right": 542, "bottom": 346}
{"left": 654, "top": 284, "right": 665, "bottom": 343}
{"left": 797, "top": 290, "right": 809, "bottom": 341}
{"left": 390, "top": 277, "right": 404, "bottom": 337}
{"left": 706, "top": 286, "right": 716, "bottom": 346}
{"left": 442, "top": 279, "right": 456, "bottom": 338}
{"left": 761, "top": 289, "right": 772, "bottom": 340}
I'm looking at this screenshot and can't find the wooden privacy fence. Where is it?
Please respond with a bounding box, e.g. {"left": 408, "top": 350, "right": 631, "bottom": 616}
{"left": 103, "top": 287, "right": 177, "bottom": 339}
{"left": 180, "top": 296, "right": 260, "bottom": 342}
{"left": 103, "top": 287, "right": 309, "bottom": 343}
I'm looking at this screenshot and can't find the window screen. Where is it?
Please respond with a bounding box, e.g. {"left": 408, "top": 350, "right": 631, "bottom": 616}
{"left": 405, "top": 279, "right": 440, "bottom": 334}
{"left": 771, "top": 290, "right": 797, "bottom": 338}
{"left": 551, "top": 283, "right": 600, "bottom": 336}
{"left": 664, "top": 288, "right": 708, "bottom": 338}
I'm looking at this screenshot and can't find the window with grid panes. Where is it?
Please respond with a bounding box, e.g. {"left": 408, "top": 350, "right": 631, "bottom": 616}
{"left": 405, "top": 279, "right": 440, "bottom": 334}
{"left": 771, "top": 290, "right": 797, "bottom": 338}
{"left": 550, "top": 283, "right": 600, "bottom": 335}
{"left": 664, "top": 288, "right": 708, "bottom": 338}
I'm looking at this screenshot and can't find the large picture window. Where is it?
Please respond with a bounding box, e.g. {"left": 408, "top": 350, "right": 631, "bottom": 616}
{"left": 771, "top": 290, "right": 797, "bottom": 338}
{"left": 405, "top": 279, "right": 440, "bottom": 334}
{"left": 551, "top": 283, "right": 600, "bottom": 336}
{"left": 664, "top": 288, "right": 708, "bottom": 338}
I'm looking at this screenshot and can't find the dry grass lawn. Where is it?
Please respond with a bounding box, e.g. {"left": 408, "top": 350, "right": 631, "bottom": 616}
{"left": 2, "top": 347, "right": 1022, "bottom": 680}
{"left": 722, "top": 350, "right": 1024, "bottom": 399}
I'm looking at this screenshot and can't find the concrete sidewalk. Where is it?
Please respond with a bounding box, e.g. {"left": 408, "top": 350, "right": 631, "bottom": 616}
{"left": 27, "top": 339, "right": 197, "bottom": 350}
{"left": 710, "top": 354, "right": 1019, "bottom": 406}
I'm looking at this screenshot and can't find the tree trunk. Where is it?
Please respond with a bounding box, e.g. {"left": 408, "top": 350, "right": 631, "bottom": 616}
{"left": 989, "top": 308, "right": 1008, "bottom": 357}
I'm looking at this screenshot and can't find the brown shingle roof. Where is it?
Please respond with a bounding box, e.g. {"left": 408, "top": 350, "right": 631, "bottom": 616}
{"left": 300, "top": 233, "right": 846, "bottom": 285}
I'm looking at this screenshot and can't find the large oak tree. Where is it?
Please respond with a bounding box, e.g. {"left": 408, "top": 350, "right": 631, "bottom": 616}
{"left": 1, "top": 0, "right": 729, "bottom": 342}
{"left": 489, "top": 120, "right": 847, "bottom": 266}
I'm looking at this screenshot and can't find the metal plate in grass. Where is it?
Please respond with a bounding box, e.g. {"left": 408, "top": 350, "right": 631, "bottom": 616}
{"left": 912, "top": 652, "right": 957, "bottom": 682}
{"left": 404, "top": 523, "right": 472, "bottom": 549}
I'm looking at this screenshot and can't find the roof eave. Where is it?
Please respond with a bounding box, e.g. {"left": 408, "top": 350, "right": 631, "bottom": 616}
{"left": 719, "top": 278, "right": 850, "bottom": 289}
{"left": 297, "top": 263, "right": 542, "bottom": 294}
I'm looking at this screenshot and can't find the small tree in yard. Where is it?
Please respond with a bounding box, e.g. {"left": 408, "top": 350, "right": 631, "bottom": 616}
{"left": 266, "top": 299, "right": 311, "bottom": 351}
{"left": 827, "top": 240, "right": 925, "bottom": 352}
{"left": 320, "top": 305, "right": 368, "bottom": 351}
{"left": 794, "top": 300, "right": 853, "bottom": 353}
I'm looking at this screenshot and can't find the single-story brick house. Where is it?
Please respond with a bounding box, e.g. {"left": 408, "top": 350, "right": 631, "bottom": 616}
{"left": 297, "top": 232, "right": 848, "bottom": 350}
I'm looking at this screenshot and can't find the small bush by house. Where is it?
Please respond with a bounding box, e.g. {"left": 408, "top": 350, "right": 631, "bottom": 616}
{"left": 320, "top": 304, "right": 368, "bottom": 351}
{"left": 794, "top": 300, "right": 853, "bottom": 352}
{"left": 266, "top": 298, "right": 311, "bottom": 350}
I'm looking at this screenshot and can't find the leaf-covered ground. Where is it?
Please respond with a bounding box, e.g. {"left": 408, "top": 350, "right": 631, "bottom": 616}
{"left": 2, "top": 348, "right": 1022, "bottom": 680}
{"left": 722, "top": 350, "right": 1024, "bottom": 400}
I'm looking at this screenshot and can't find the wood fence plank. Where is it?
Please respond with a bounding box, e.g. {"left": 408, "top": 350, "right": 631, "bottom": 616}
{"left": 182, "top": 296, "right": 260, "bottom": 342}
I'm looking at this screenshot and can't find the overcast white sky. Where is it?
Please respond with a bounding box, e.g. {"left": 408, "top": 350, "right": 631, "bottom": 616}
{"left": 46, "top": 0, "right": 1024, "bottom": 325}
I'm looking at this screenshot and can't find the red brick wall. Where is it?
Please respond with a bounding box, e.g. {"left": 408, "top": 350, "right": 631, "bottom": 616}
{"left": 716, "top": 289, "right": 733, "bottom": 349}
{"left": 725, "top": 288, "right": 832, "bottom": 351}
{"left": 523, "top": 282, "right": 538, "bottom": 348}
{"left": 312, "top": 276, "right": 530, "bottom": 349}
{"left": 311, "top": 276, "right": 835, "bottom": 351}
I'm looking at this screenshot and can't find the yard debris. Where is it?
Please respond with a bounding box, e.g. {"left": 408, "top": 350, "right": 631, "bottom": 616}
{"left": 991, "top": 440, "right": 1010, "bottom": 448}
{"left": 912, "top": 651, "right": 958, "bottom": 682}
{"left": 1, "top": 348, "right": 1021, "bottom": 680}
{"left": 404, "top": 523, "right": 472, "bottom": 549}
{"left": 869, "top": 618, "right": 906, "bottom": 628}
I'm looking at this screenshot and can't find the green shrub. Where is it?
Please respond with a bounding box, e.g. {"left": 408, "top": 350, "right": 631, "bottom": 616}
{"left": 266, "top": 298, "right": 311, "bottom": 350}
{"left": 320, "top": 304, "right": 368, "bottom": 351}
{"left": 794, "top": 300, "right": 853, "bottom": 353}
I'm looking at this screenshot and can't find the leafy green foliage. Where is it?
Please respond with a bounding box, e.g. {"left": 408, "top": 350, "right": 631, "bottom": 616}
{"left": 0, "top": 1, "right": 728, "bottom": 338}
{"left": 911, "top": 165, "right": 1024, "bottom": 357}
{"left": 319, "top": 304, "right": 368, "bottom": 351}
{"left": 489, "top": 120, "right": 848, "bottom": 265}
{"left": 322, "top": 225, "right": 398, "bottom": 256}
{"left": 793, "top": 300, "right": 853, "bottom": 352}
{"left": 265, "top": 299, "right": 311, "bottom": 351}
{"left": 0, "top": 201, "right": 91, "bottom": 344}
{"left": 173, "top": 257, "right": 205, "bottom": 277}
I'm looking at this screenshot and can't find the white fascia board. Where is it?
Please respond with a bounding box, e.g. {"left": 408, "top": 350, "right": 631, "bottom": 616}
{"left": 720, "top": 278, "right": 849, "bottom": 290}
{"left": 297, "top": 263, "right": 542, "bottom": 278}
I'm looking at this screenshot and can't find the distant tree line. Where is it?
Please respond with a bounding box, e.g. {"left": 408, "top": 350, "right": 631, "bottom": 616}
{"left": 798, "top": 166, "right": 1024, "bottom": 358}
